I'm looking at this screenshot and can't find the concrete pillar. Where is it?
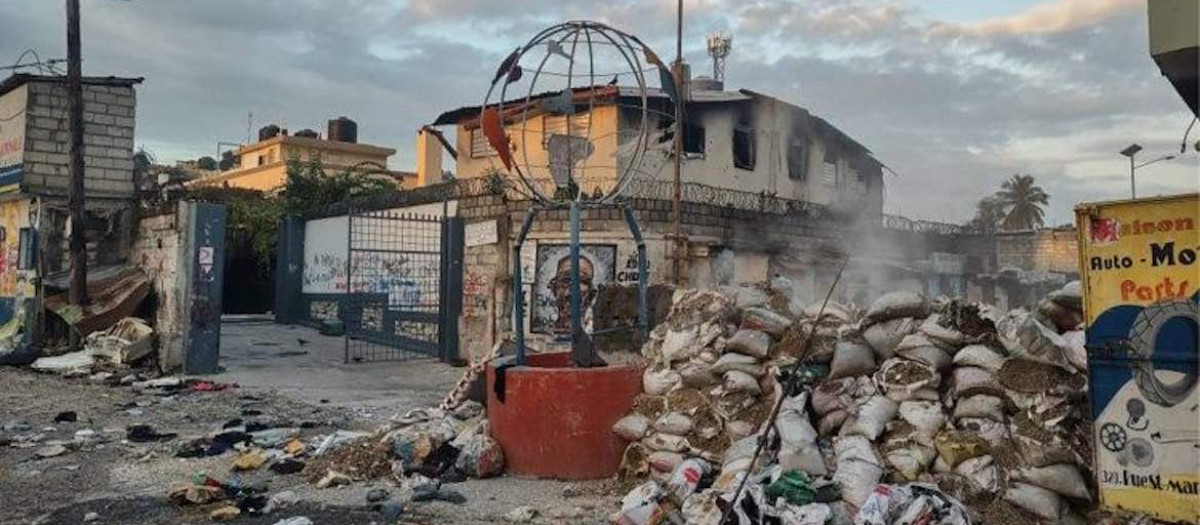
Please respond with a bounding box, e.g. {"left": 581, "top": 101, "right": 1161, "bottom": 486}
{"left": 416, "top": 129, "right": 443, "bottom": 187}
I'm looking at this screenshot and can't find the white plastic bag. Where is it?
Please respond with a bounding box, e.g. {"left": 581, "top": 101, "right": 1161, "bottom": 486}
{"left": 998, "top": 310, "right": 1072, "bottom": 370}
{"left": 1063, "top": 330, "right": 1087, "bottom": 372}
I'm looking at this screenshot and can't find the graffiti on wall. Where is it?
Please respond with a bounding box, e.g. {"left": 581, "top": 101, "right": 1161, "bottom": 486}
{"left": 304, "top": 252, "right": 348, "bottom": 292}
{"left": 531, "top": 244, "right": 616, "bottom": 334}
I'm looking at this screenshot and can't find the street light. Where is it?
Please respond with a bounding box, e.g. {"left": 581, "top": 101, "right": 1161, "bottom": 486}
{"left": 1120, "top": 143, "right": 1175, "bottom": 199}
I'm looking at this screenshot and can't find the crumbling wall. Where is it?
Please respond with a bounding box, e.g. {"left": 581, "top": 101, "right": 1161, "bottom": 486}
{"left": 130, "top": 208, "right": 183, "bottom": 369}
{"left": 995, "top": 228, "right": 1079, "bottom": 275}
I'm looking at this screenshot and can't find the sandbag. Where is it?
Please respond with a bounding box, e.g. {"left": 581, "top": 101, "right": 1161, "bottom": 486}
{"left": 654, "top": 413, "right": 693, "bottom": 436}
{"left": 952, "top": 367, "right": 1003, "bottom": 397}
{"left": 1062, "top": 330, "right": 1087, "bottom": 373}
{"left": 833, "top": 436, "right": 883, "bottom": 509}
{"left": 842, "top": 396, "right": 898, "bottom": 440}
{"left": 613, "top": 414, "right": 651, "bottom": 441}
{"left": 803, "top": 301, "right": 854, "bottom": 324}
{"left": 828, "top": 342, "right": 877, "bottom": 380}
{"left": 1049, "top": 281, "right": 1083, "bottom": 311}
{"left": 957, "top": 417, "right": 1009, "bottom": 447}
{"left": 895, "top": 339, "right": 952, "bottom": 371}
{"left": 934, "top": 431, "right": 988, "bottom": 468}
{"left": 812, "top": 378, "right": 855, "bottom": 416}
{"left": 952, "top": 345, "right": 1006, "bottom": 373}
{"left": 780, "top": 445, "right": 828, "bottom": 476}
{"left": 953, "top": 395, "right": 1005, "bottom": 422}
{"left": 885, "top": 442, "right": 936, "bottom": 480}
{"left": 678, "top": 361, "right": 720, "bottom": 388}
{"left": 898, "top": 400, "right": 946, "bottom": 438}
{"left": 726, "top": 420, "right": 755, "bottom": 441}
{"left": 953, "top": 455, "right": 1000, "bottom": 493}
{"left": 818, "top": 410, "right": 849, "bottom": 436}
{"left": 643, "top": 368, "right": 680, "bottom": 396}
{"left": 643, "top": 432, "right": 690, "bottom": 453}
{"left": 710, "top": 352, "right": 764, "bottom": 377}
{"left": 681, "top": 489, "right": 723, "bottom": 525}
{"left": 875, "top": 358, "right": 940, "bottom": 402}
{"left": 742, "top": 307, "right": 792, "bottom": 337}
{"left": 660, "top": 326, "right": 702, "bottom": 364}
{"left": 865, "top": 291, "right": 930, "bottom": 323}
{"left": 1036, "top": 298, "right": 1083, "bottom": 334}
{"left": 777, "top": 395, "right": 818, "bottom": 446}
{"left": 723, "top": 370, "right": 762, "bottom": 395}
{"left": 920, "top": 317, "right": 967, "bottom": 351}
{"left": 997, "top": 311, "right": 1072, "bottom": 370}
{"left": 1004, "top": 482, "right": 1064, "bottom": 521}
{"left": 1017, "top": 464, "right": 1091, "bottom": 500}
{"left": 862, "top": 317, "right": 919, "bottom": 360}
{"left": 647, "top": 451, "right": 685, "bottom": 473}
{"left": 726, "top": 329, "right": 772, "bottom": 359}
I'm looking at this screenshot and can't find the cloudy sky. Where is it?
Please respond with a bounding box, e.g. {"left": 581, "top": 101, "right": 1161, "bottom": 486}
{"left": 2, "top": 0, "right": 1196, "bottom": 223}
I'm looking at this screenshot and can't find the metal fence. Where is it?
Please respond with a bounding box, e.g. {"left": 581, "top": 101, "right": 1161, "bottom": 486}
{"left": 343, "top": 210, "right": 453, "bottom": 362}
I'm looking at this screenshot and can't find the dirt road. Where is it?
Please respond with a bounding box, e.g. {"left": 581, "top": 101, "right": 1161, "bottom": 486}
{"left": 0, "top": 368, "right": 619, "bottom": 525}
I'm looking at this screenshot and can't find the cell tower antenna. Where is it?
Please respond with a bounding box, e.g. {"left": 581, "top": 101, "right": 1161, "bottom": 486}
{"left": 706, "top": 31, "right": 732, "bottom": 82}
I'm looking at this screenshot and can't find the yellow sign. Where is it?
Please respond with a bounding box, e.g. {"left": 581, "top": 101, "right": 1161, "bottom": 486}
{"left": 1076, "top": 193, "right": 1200, "bottom": 523}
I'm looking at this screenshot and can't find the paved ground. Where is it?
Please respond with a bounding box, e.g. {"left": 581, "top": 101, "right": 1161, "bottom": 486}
{"left": 208, "top": 319, "right": 462, "bottom": 412}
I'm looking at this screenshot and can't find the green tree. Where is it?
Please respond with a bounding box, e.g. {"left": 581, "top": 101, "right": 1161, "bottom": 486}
{"left": 996, "top": 174, "right": 1049, "bottom": 230}
{"left": 967, "top": 195, "right": 1006, "bottom": 234}
{"left": 280, "top": 158, "right": 394, "bottom": 213}
{"left": 196, "top": 156, "right": 218, "bottom": 171}
{"left": 218, "top": 150, "right": 237, "bottom": 171}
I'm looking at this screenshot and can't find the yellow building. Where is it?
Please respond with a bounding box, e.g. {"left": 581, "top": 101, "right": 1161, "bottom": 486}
{"left": 192, "top": 122, "right": 413, "bottom": 191}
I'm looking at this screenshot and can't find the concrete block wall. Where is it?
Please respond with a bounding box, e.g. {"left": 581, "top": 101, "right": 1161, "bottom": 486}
{"left": 22, "top": 82, "right": 137, "bottom": 198}
{"left": 130, "top": 209, "right": 183, "bottom": 370}
{"left": 996, "top": 228, "right": 1079, "bottom": 275}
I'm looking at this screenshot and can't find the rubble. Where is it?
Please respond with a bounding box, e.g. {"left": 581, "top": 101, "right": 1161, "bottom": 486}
{"left": 609, "top": 280, "right": 1097, "bottom": 524}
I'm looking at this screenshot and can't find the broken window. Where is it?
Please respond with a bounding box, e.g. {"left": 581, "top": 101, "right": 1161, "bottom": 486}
{"left": 683, "top": 123, "right": 705, "bottom": 155}
{"left": 787, "top": 138, "right": 806, "bottom": 180}
{"left": 821, "top": 161, "right": 837, "bottom": 187}
{"left": 470, "top": 128, "right": 497, "bottom": 158}
{"left": 733, "top": 126, "right": 755, "bottom": 170}
{"left": 257, "top": 154, "right": 265, "bottom": 166}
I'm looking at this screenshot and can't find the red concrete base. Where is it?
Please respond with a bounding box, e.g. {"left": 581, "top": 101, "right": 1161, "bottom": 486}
{"left": 487, "top": 353, "right": 643, "bottom": 480}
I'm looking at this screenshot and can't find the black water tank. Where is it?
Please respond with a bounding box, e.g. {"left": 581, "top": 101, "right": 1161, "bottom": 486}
{"left": 294, "top": 128, "right": 319, "bottom": 139}
{"left": 258, "top": 124, "right": 281, "bottom": 142}
{"left": 327, "top": 117, "right": 357, "bottom": 143}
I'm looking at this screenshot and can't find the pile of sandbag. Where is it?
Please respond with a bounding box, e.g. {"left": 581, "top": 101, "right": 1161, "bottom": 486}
{"left": 611, "top": 282, "right": 1096, "bottom": 525}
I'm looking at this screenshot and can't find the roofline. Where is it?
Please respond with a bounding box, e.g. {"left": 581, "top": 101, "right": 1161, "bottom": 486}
{"left": 0, "top": 73, "right": 143, "bottom": 98}
{"left": 235, "top": 135, "right": 396, "bottom": 157}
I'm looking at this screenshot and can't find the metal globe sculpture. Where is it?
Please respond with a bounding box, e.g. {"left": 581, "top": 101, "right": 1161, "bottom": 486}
{"left": 479, "top": 21, "right": 671, "bottom": 205}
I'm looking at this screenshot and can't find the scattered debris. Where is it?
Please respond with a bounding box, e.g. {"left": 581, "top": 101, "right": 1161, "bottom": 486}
{"left": 35, "top": 444, "right": 68, "bottom": 459}
{"left": 209, "top": 505, "right": 241, "bottom": 521}
{"left": 53, "top": 411, "right": 78, "bottom": 423}
{"left": 315, "top": 470, "right": 351, "bottom": 489}
{"left": 126, "top": 424, "right": 177, "bottom": 443}
{"left": 82, "top": 511, "right": 100, "bottom": 522}
{"left": 366, "top": 487, "right": 389, "bottom": 503}
{"left": 231, "top": 450, "right": 267, "bottom": 471}
{"left": 504, "top": 505, "right": 538, "bottom": 523}
{"left": 86, "top": 317, "right": 155, "bottom": 366}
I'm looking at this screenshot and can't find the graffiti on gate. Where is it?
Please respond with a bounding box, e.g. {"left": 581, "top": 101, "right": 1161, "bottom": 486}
{"left": 304, "top": 252, "right": 348, "bottom": 292}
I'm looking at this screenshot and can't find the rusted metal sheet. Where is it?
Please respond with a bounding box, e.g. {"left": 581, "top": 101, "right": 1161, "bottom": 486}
{"left": 45, "top": 265, "right": 150, "bottom": 337}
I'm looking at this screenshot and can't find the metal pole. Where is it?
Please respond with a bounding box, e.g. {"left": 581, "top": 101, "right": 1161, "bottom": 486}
{"left": 512, "top": 208, "right": 536, "bottom": 365}
{"left": 1130, "top": 155, "right": 1137, "bottom": 199}
{"left": 671, "top": 0, "right": 685, "bottom": 286}
{"left": 343, "top": 208, "right": 352, "bottom": 363}
{"left": 568, "top": 201, "right": 582, "bottom": 341}
{"left": 624, "top": 207, "right": 649, "bottom": 338}
{"left": 66, "top": 0, "right": 88, "bottom": 316}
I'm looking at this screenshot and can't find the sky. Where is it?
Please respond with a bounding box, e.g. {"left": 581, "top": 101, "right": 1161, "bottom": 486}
{"left": 1, "top": 0, "right": 1196, "bottom": 224}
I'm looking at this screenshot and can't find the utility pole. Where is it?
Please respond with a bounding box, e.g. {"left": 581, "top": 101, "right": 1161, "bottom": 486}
{"left": 66, "top": 0, "right": 89, "bottom": 314}
{"left": 670, "top": 0, "right": 686, "bottom": 285}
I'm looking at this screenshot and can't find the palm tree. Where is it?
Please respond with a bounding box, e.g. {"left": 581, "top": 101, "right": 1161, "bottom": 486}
{"left": 996, "top": 174, "right": 1049, "bottom": 230}
{"left": 968, "top": 195, "right": 1006, "bottom": 234}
